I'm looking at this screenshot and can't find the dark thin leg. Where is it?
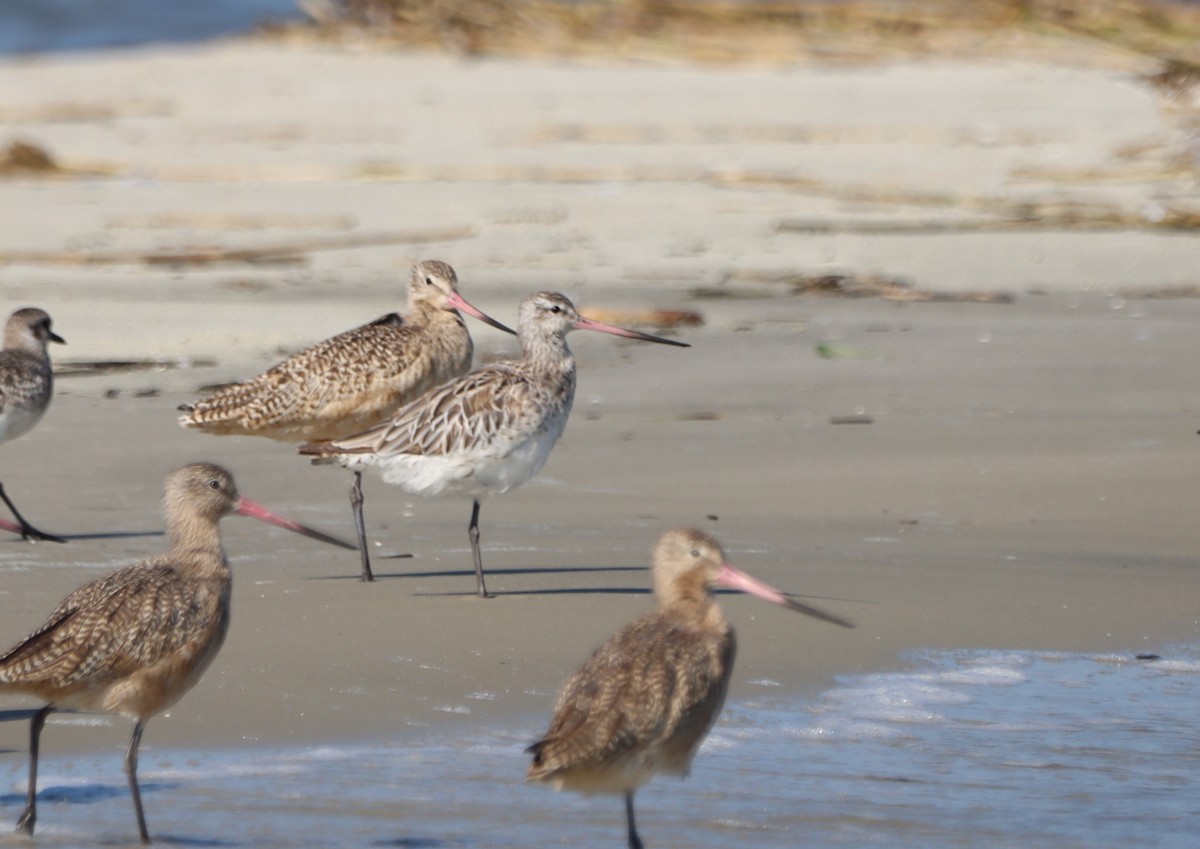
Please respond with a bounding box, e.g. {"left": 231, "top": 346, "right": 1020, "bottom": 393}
{"left": 350, "top": 471, "right": 374, "bottom": 582}
{"left": 126, "top": 721, "right": 150, "bottom": 844}
{"left": 624, "top": 791, "right": 644, "bottom": 849}
{"left": 15, "top": 705, "right": 53, "bottom": 835}
{"left": 0, "top": 481, "right": 66, "bottom": 544}
{"left": 468, "top": 499, "right": 490, "bottom": 599}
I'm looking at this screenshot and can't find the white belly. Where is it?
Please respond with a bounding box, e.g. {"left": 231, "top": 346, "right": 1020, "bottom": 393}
{"left": 356, "top": 415, "right": 567, "bottom": 501}
{"left": 0, "top": 404, "right": 45, "bottom": 444}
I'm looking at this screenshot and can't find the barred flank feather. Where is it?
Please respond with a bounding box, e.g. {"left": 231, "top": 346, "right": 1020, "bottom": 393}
{"left": 178, "top": 261, "right": 475, "bottom": 442}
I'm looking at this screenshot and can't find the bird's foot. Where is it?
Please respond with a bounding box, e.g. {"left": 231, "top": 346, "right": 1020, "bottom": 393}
{"left": 20, "top": 525, "right": 66, "bottom": 544}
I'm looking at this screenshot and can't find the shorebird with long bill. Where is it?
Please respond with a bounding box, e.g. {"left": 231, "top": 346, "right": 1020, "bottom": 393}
{"left": 300, "top": 291, "right": 689, "bottom": 598}
{"left": 178, "top": 260, "right": 514, "bottom": 581}
{"left": 527, "top": 528, "right": 853, "bottom": 849}
{"left": 0, "top": 462, "right": 354, "bottom": 843}
{"left": 0, "top": 307, "right": 66, "bottom": 543}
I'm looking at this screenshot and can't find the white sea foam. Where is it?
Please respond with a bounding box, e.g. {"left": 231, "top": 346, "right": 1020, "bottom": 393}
{"left": 5, "top": 645, "right": 1198, "bottom": 849}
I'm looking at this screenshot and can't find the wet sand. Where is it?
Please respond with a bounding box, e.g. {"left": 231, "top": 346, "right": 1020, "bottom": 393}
{"left": 1, "top": 36, "right": 1198, "bottom": 761}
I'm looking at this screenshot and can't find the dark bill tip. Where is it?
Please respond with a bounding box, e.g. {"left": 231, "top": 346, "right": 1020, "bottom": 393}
{"left": 447, "top": 291, "right": 517, "bottom": 336}
{"left": 782, "top": 596, "right": 856, "bottom": 629}
{"left": 574, "top": 315, "right": 691, "bottom": 347}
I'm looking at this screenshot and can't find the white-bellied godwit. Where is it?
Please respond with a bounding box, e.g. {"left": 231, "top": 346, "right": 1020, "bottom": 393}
{"left": 527, "top": 528, "right": 853, "bottom": 849}
{"left": 178, "top": 260, "right": 514, "bottom": 582}
{"left": 300, "top": 291, "right": 689, "bottom": 598}
{"left": 0, "top": 462, "right": 353, "bottom": 843}
{"left": 0, "top": 307, "right": 66, "bottom": 544}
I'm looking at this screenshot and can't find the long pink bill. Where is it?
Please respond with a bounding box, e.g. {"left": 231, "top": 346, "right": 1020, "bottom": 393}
{"left": 0, "top": 517, "right": 23, "bottom": 536}
{"left": 717, "top": 562, "right": 854, "bottom": 629}
{"left": 446, "top": 290, "right": 517, "bottom": 336}
{"left": 234, "top": 496, "right": 358, "bottom": 551}
{"left": 574, "top": 314, "right": 691, "bottom": 348}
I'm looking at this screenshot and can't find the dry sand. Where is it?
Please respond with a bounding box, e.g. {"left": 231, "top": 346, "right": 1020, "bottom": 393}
{"left": 0, "top": 36, "right": 1198, "bottom": 759}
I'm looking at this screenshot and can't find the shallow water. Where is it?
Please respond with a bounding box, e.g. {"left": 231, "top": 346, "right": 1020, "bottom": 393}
{"left": 0, "top": 0, "right": 301, "bottom": 54}
{"left": 3, "top": 645, "right": 1198, "bottom": 848}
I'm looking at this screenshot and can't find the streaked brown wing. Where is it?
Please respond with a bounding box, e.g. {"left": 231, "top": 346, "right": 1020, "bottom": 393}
{"left": 0, "top": 351, "right": 48, "bottom": 416}
{"left": 529, "top": 615, "right": 723, "bottom": 778}
{"left": 0, "top": 561, "right": 220, "bottom": 690}
{"left": 326, "top": 363, "right": 546, "bottom": 458}
{"left": 182, "top": 315, "right": 431, "bottom": 431}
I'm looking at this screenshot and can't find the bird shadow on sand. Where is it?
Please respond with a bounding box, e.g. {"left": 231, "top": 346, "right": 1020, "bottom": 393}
{"left": 307, "top": 565, "right": 646, "bottom": 586}
{"left": 0, "top": 530, "right": 165, "bottom": 544}
{"left": 64, "top": 530, "right": 166, "bottom": 542}
{"left": 374, "top": 837, "right": 462, "bottom": 848}
{"left": 0, "top": 786, "right": 233, "bottom": 848}
{"left": 0, "top": 707, "right": 42, "bottom": 724}
{"left": 440, "top": 586, "right": 651, "bottom": 597}
{"left": 0, "top": 780, "right": 180, "bottom": 809}
{"left": 129, "top": 835, "right": 240, "bottom": 847}
{"left": 304, "top": 561, "right": 652, "bottom": 594}
{"left": 411, "top": 565, "right": 653, "bottom": 598}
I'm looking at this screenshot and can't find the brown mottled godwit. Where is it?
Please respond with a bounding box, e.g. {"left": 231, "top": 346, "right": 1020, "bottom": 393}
{"left": 300, "top": 291, "right": 689, "bottom": 598}
{"left": 0, "top": 307, "right": 66, "bottom": 543}
{"left": 527, "top": 528, "right": 853, "bottom": 849}
{"left": 0, "top": 462, "right": 352, "bottom": 843}
{"left": 178, "top": 260, "right": 514, "bottom": 581}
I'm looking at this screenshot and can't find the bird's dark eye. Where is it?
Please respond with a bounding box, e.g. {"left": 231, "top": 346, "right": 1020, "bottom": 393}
{"left": 208, "top": 479, "right": 221, "bottom": 490}
{"left": 550, "top": 305, "right": 562, "bottom": 314}
{"left": 425, "top": 276, "right": 434, "bottom": 286}
{"left": 690, "top": 548, "right": 701, "bottom": 558}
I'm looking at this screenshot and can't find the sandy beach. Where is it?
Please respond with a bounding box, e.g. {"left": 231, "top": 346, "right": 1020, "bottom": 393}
{"left": 1, "top": 20, "right": 1198, "bottom": 791}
